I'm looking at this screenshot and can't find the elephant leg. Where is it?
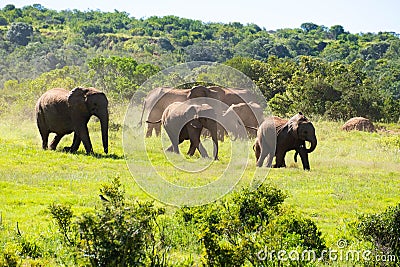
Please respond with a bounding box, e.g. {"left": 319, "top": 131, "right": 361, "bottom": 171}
{"left": 187, "top": 135, "right": 196, "bottom": 156}
{"left": 76, "top": 125, "right": 93, "bottom": 154}
{"left": 217, "top": 123, "right": 225, "bottom": 142}
{"left": 256, "top": 144, "right": 274, "bottom": 167}
{"left": 37, "top": 117, "right": 49, "bottom": 150}
{"left": 187, "top": 126, "right": 202, "bottom": 157}
{"left": 274, "top": 150, "right": 287, "bottom": 168}
{"left": 297, "top": 147, "right": 310, "bottom": 170}
{"left": 197, "top": 142, "right": 209, "bottom": 158}
{"left": 49, "top": 134, "right": 65, "bottom": 150}
{"left": 256, "top": 149, "right": 268, "bottom": 167}
{"left": 146, "top": 125, "right": 153, "bottom": 138}
{"left": 165, "top": 129, "right": 179, "bottom": 154}
{"left": 39, "top": 130, "right": 50, "bottom": 150}
{"left": 64, "top": 133, "right": 81, "bottom": 153}
{"left": 187, "top": 142, "right": 197, "bottom": 156}
{"left": 254, "top": 143, "right": 261, "bottom": 161}
{"left": 155, "top": 123, "right": 161, "bottom": 137}
{"left": 209, "top": 122, "right": 219, "bottom": 160}
{"left": 172, "top": 142, "right": 180, "bottom": 154}
{"left": 165, "top": 145, "right": 174, "bottom": 153}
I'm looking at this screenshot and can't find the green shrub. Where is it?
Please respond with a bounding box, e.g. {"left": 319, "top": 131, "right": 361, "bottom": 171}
{"left": 357, "top": 203, "right": 400, "bottom": 257}
{"left": 178, "top": 184, "right": 325, "bottom": 266}
{"left": 49, "top": 177, "right": 169, "bottom": 267}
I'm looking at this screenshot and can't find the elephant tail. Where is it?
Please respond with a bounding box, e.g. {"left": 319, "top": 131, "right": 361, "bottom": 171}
{"left": 146, "top": 119, "right": 162, "bottom": 124}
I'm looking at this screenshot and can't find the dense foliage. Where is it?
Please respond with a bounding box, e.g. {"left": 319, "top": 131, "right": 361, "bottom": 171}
{"left": 48, "top": 177, "right": 169, "bottom": 266}
{"left": 179, "top": 184, "right": 326, "bottom": 266}
{"left": 0, "top": 4, "right": 399, "bottom": 121}
{"left": 356, "top": 203, "right": 400, "bottom": 265}
{"left": 0, "top": 177, "right": 327, "bottom": 266}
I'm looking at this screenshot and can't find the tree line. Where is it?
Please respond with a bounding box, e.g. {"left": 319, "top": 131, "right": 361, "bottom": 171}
{"left": 0, "top": 4, "right": 399, "bottom": 122}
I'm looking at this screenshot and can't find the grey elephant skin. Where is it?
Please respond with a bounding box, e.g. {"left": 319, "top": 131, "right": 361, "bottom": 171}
{"left": 254, "top": 113, "right": 317, "bottom": 170}
{"left": 188, "top": 85, "right": 263, "bottom": 140}
{"left": 141, "top": 85, "right": 262, "bottom": 139}
{"left": 222, "top": 102, "right": 264, "bottom": 139}
{"left": 149, "top": 101, "right": 219, "bottom": 160}
{"left": 140, "top": 87, "right": 190, "bottom": 137}
{"left": 35, "top": 87, "right": 109, "bottom": 154}
{"left": 188, "top": 85, "right": 261, "bottom": 106}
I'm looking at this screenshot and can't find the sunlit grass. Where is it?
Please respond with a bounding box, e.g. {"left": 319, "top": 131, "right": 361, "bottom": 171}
{"left": 0, "top": 114, "right": 399, "bottom": 262}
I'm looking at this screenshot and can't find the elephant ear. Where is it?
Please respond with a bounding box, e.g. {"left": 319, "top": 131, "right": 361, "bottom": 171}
{"left": 68, "top": 87, "right": 89, "bottom": 114}
{"left": 287, "top": 112, "right": 308, "bottom": 137}
{"left": 185, "top": 105, "right": 199, "bottom": 121}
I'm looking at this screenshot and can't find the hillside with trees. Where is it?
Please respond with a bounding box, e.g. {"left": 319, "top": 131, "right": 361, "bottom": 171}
{"left": 0, "top": 3, "right": 399, "bottom": 121}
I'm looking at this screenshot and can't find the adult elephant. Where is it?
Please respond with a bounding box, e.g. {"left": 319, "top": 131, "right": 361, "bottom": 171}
{"left": 35, "top": 87, "right": 109, "bottom": 155}
{"left": 188, "top": 85, "right": 263, "bottom": 140}
{"left": 148, "top": 101, "right": 219, "bottom": 160}
{"left": 254, "top": 113, "right": 317, "bottom": 170}
{"left": 222, "top": 102, "right": 264, "bottom": 138}
{"left": 139, "top": 87, "right": 190, "bottom": 137}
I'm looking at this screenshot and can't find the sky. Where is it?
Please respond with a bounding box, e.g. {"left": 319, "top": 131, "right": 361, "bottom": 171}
{"left": 1, "top": 0, "right": 399, "bottom": 34}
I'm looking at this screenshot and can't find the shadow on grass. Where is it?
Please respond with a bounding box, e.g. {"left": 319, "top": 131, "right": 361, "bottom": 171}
{"left": 61, "top": 150, "right": 125, "bottom": 160}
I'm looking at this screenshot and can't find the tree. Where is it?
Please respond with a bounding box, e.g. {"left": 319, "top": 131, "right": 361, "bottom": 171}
{"left": 301, "top": 22, "right": 319, "bottom": 33}
{"left": 88, "top": 56, "right": 160, "bottom": 99}
{"left": 0, "top": 16, "right": 7, "bottom": 26}
{"left": 329, "top": 25, "right": 345, "bottom": 39}
{"left": 6, "top": 22, "right": 33, "bottom": 45}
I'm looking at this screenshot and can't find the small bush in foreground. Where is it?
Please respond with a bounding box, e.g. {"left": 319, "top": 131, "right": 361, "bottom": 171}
{"left": 357, "top": 203, "right": 400, "bottom": 260}
{"left": 179, "top": 184, "right": 326, "bottom": 266}
{"left": 49, "top": 177, "right": 169, "bottom": 267}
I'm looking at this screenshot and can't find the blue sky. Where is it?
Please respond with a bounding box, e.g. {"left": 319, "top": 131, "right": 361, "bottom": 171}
{"left": 1, "top": 0, "right": 399, "bottom": 34}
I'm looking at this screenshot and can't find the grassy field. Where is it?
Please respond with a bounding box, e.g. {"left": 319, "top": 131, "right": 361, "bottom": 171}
{"left": 0, "top": 107, "right": 399, "bottom": 265}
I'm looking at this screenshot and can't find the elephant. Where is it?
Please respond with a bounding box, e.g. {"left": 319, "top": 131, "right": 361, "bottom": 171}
{"left": 187, "top": 85, "right": 261, "bottom": 107}
{"left": 222, "top": 102, "right": 264, "bottom": 138}
{"left": 35, "top": 87, "right": 109, "bottom": 154}
{"left": 188, "top": 85, "right": 263, "bottom": 140}
{"left": 139, "top": 87, "right": 190, "bottom": 137}
{"left": 254, "top": 113, "right": 317, "bottom": 170}
{"left": 148, "top": 101, "right": 219, "bottom": 160}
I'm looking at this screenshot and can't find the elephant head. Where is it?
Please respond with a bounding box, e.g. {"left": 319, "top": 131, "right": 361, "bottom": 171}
{"left": 68, "top": 87, "right": 109, "bottom": 154}
{"left": 287, "top": 112, "right": 317, "bottom": 153}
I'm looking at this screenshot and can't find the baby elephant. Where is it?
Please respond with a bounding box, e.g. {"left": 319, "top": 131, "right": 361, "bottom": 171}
{"left": 254, "top": 113, "right": 317, "bottom": 170}
{"left": 149, "top": 101, "right": 219, "bottom": 160}
{"left": 35, "top": 87, "right": 109, "bottom": 155}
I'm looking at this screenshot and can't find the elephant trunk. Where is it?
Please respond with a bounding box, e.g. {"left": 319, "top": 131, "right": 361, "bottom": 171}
{"left": 99, "top": 111, "right": 109, "bottom": 154}
{"left": 306, "top": 137, "right": 317, "bottom": 153}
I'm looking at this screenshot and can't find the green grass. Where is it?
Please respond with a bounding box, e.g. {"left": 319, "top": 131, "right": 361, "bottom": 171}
{"left": 0, "top": 113, "right": 399, "bottom": 264}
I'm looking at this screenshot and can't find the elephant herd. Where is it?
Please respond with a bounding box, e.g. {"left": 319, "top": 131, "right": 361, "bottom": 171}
{"left": 35, "top": 85, "right": 318, "bottom": 170}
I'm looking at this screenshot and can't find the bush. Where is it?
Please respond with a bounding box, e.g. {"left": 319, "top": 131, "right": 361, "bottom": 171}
{"left": 357, "top": 203, "right": 400, "bottom": 257}
{"left": 49, "top": 177, "right": 169, "bottom": 267}
{"left": 178, "top": 184, "right": 325, "bottom": 266}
